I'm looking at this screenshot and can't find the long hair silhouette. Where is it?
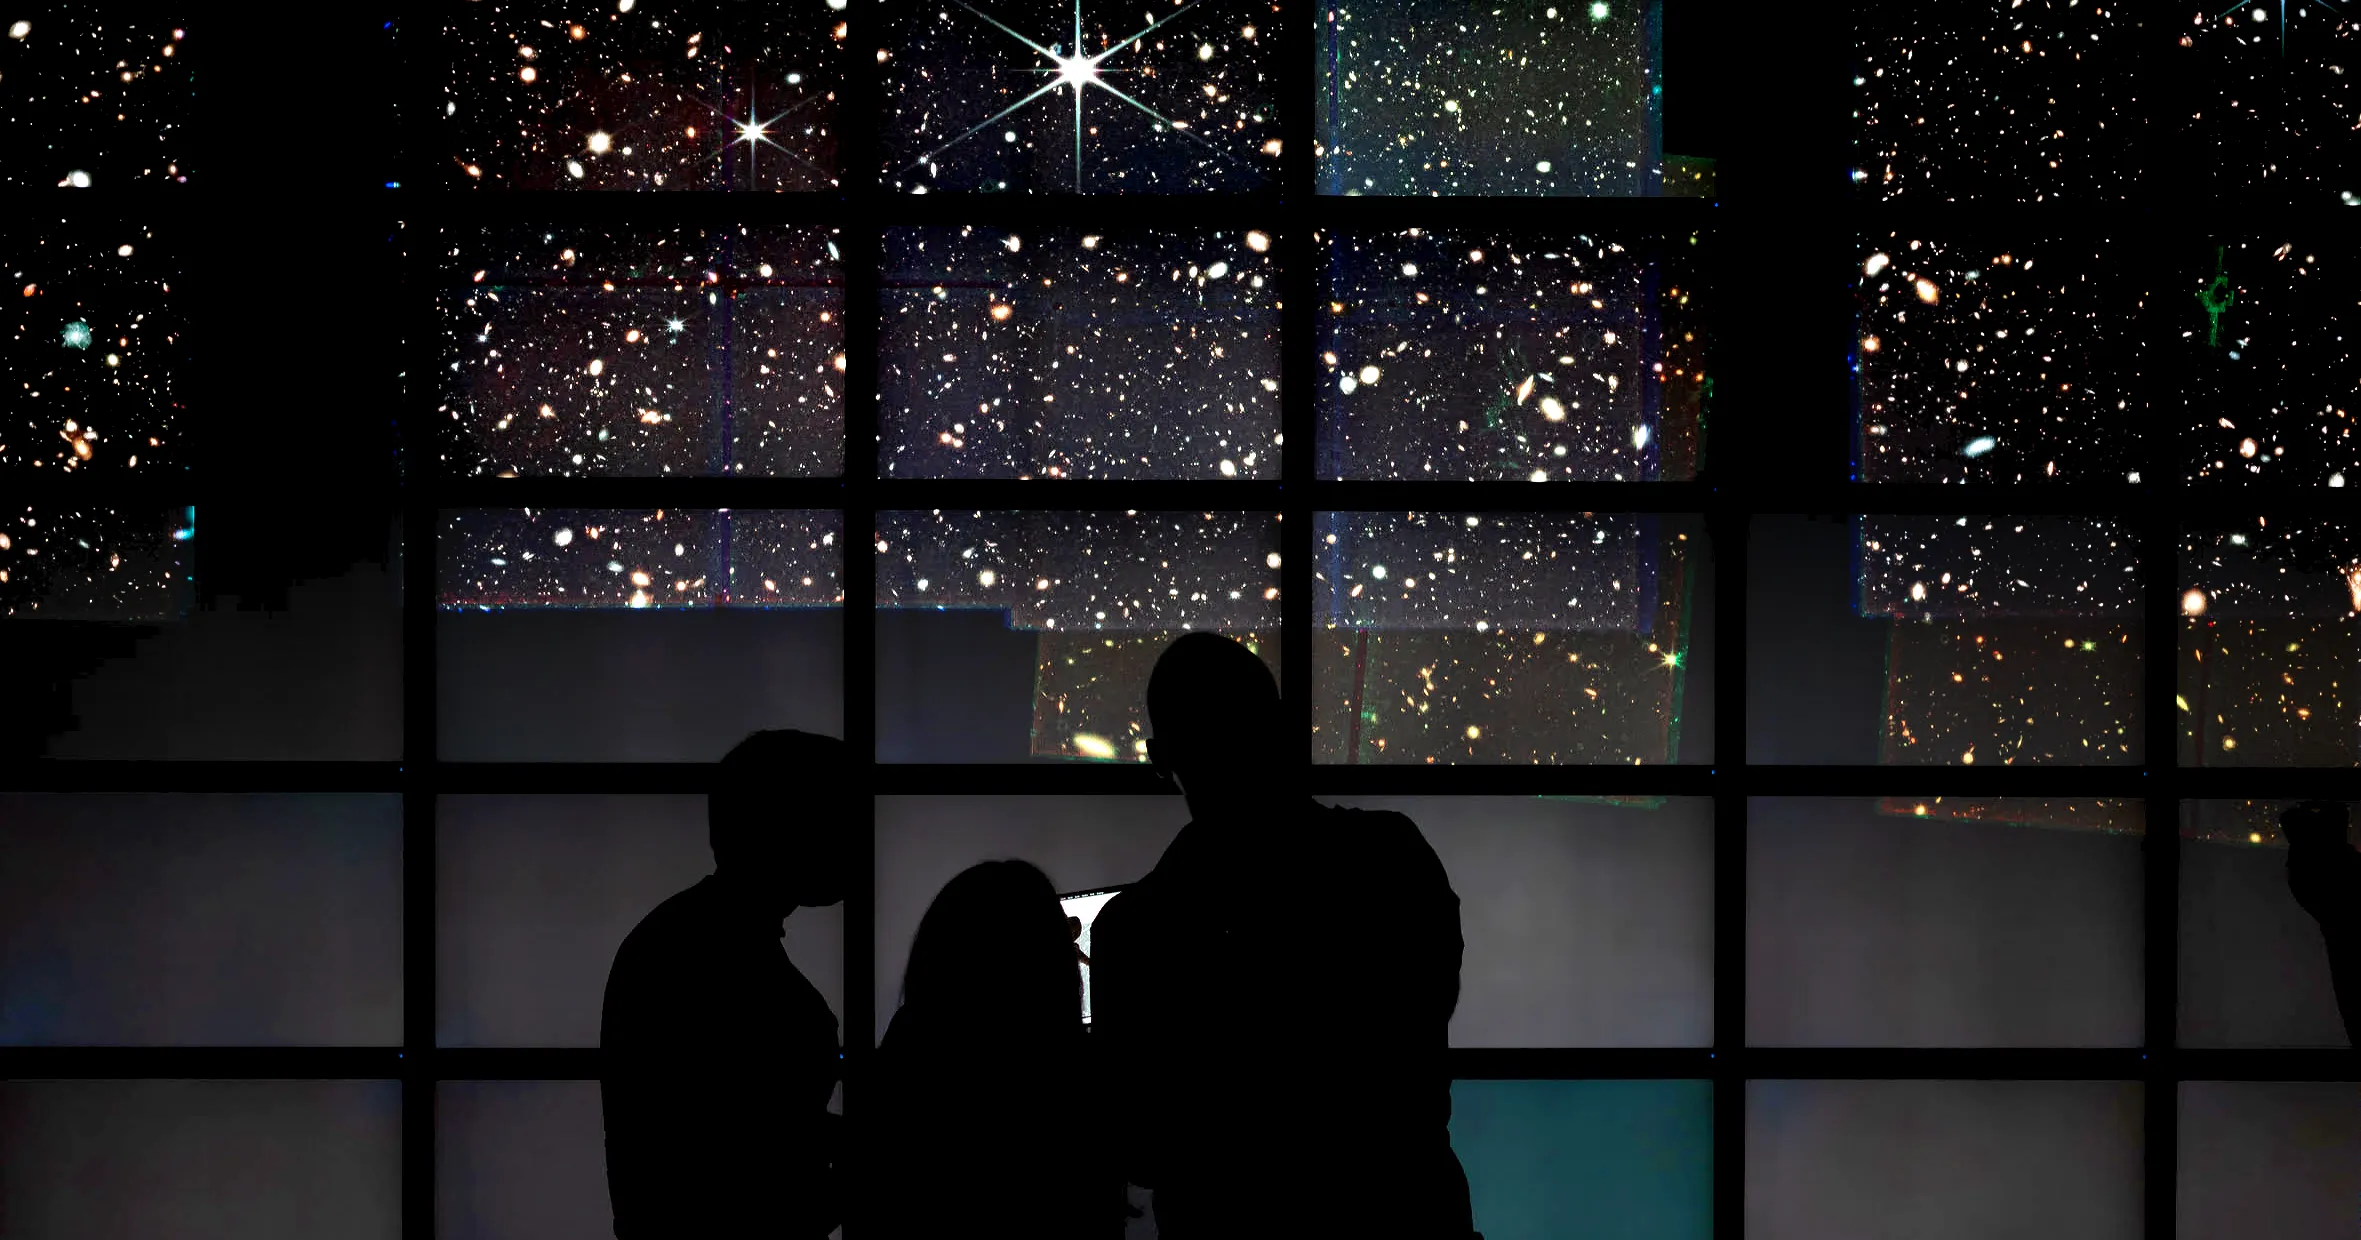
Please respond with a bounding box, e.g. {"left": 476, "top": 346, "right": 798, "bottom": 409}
{"left": 899, "top": 859, "right": 1081, "bottom": 1041}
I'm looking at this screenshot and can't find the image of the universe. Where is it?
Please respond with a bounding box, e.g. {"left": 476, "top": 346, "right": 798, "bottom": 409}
{"left": 1313, "top": 511, "right": 1703, "bottom": 765}
{"left": 1854, "top": 235, "right": 2146, "bottom": 485}
{"left": 1851, "top": 0, "right": 2142, "bottom": 202}
{"left": 0, "top": 505, "right": 194, "bottom": 622}
{"left": 1875, "top": 796, "right": 2146, "bottom": 836}
{"left": 874, "top": 509, "right": 1281, "bottom": 761}
{"left": 877, "top": 226, "right": 1281, "bottom": 479}
{"left": 1318, "top": 0, "right": 1666, "bottom": 196}
{"left": 438, "top": 0, "right": 843, "bottom": 190}
{"left": 2178, "top": 518, "right": 2360, "bottom": 767}
{"left": 1318, "top": 227, "right": 1711, "bottom": 481}
{"left": 2169, "top": 1, "right": 2358, "bottom": 204}
{"left": 0, "top": 10, "right": 190, "bottom": 188}
{"left": 3, "top": 219, "right": 185, "bottom": 476}
{"left": 440, "top": 508, "right": 844, "bottom": 608}
{"left": 878, "top": 0, "right": 1282, "bottom": 194}
{"left": 1861, "top": 515, "right": 2146, "bottom": 766}
{"left": 2183, "top": 799, "right": 2361, "bottom": 847}
{"left": 2180, "top": 237, "right": 2357, "bottom": 488}
{"left": 437, "top": 225, "right": 845, "bottom": 478}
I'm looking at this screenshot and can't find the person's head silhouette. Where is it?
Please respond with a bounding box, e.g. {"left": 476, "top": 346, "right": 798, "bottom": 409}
{"left": 900, "top": 859, "right": 1079, "bottom": 1038}
{"left": 1145, "top": 631, "right": 1283, "bottom": 817}
{"left": 710, "top": 729, "right": 851, "bottom": 917}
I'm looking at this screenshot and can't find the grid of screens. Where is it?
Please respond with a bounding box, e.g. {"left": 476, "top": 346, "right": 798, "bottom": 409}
{"left": 10, "top": 9, "right": 2355, "bottom": 1240}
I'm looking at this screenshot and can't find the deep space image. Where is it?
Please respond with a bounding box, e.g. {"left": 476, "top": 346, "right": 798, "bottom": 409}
{"left": 878, "top": 0, "right": 1282, "bottom": 194}
{"left": 1318, "top": 0, "right": 1667, "bottom": 196}
{"left": 2170, "top": 1, "right": 2359, "bottom": 203}
{"left": 1861, "top": 516, "right": 2146, "bottom": 766}
{"left": 0, "top": 9, "right": 190, "bottom": 188}
{"left": 0, "top": 505, "right": 194, "bottom": 621}
{"left": 3, "top": 221, "right": 186, "bottom": 477}
{"left": 2182, "top": 799, "right": 2361, "bottom": 847}
{"left": 1854, "top": 235, "right": 2146, "bottom": 485}
{"left": 876, "top": 509, "right": 1281, "bottom": 760}
{"left": 1873, "top": 796, "right": 2146, "bottom": 835}
{"left": 1851, "top": 0, "right": 2142, "bottom": 202}
{"left": 439, "top": 508, "right": 844, "bottom": 608}
{"left": 2178, "top": 518, "right": 2360, "bottom": 766}
{"left": 2180, "top": 238, "right": 2357, "bottom": 488}
{"left": 1317, "top": 227, "right": 1710, "bottom": 481}
{"left": 437, "top": 225, "right": 845, "bottom": 478}
{"left": 878, "top": 226, "right": 1281, "bottom": 479}
{"left": 1313, "top": 511, "right": 1698, "bottom": 765}
{"left": 438, "top": 1, "right": 842, "bottom": 190}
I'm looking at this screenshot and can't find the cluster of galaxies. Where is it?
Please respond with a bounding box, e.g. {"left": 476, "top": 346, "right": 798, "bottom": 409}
{"left": 0, "top": 506, "right": 193, "bottom": 621}
{"left": 875, "top": 509, "right": 1280, "bottom": 760}
{"left": 1313, "top": 511, "right": 1696, "bottom": 765}
{"left": 2181, "top": 238, "right": 2357, "bottom": 487}
{"left": 1874, "top": 795, "right": 2147, "bottom": 835}
{"left": 2182, "top": 799, "right": 2361, "bottom": 847}
{"left": 3, "top": 222, "right": 184, "bottom": 476}
{"left": 1862, "top": 517, "right": 2145, "bottom": 766}
{"left": 2178, "top": 519, "right": 2360, "bottom": 765}
{"left": 1318, "top": 228, "right": 1709, "bottom": 482}
{"left": 439, "top": 1, "right": 843, "bottom": 190}
{"left": 0, "top": 11, "right": 190, "bottom": 188}
{"left": 439, "top": 508, "right": 843, "bottom": 608}
{"left": 438, "top": 225, "right": 845, "bottom": 477}
{"left": 1033, "top": 629, "right": 1279, "bottom": 760}
{"left": 1851, "top": 0, "right": 2139, "bottom": 202}
{"left": 1854, "top": 236, "right": 2146, "bottom": 484}
{"left": 880, "top": 0, "right": 1281, "bottom": 194}
{"left": 1317, "top": 0, "right": 1664, "bottom": 196}
{"left": 2172, "top": 2, "right": 2359, "bottom": 203}
{"left": 878, "top": 226, "right": 1281, "bottom": 479}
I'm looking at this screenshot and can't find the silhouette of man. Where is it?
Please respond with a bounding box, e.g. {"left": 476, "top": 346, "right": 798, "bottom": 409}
{"left": 1093, "top": 632, "right": 1475, "bottom": 1238}
{"left": 2284, "top": 800, "right": 2361, "bottom": 1045}
{"left": 600, "top": 729, "right": 850, "bottom": 1239}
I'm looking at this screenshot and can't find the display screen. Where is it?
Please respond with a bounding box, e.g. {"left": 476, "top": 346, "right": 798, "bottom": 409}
{"left": 1057, "top": 886, "right": 1124, "bottom": 1026}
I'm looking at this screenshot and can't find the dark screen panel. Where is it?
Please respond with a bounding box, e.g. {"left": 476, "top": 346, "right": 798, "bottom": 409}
{"left": 2177, "top": 1080, "right": 2361, "bottom": 1239}
{"left": 0, "top": 793, "right": 402, "bottom": 1047}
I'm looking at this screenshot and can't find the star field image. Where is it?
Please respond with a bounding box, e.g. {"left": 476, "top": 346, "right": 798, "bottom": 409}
{"left": 1318, "top": 0, "right": 1666, "bottom": 197}
{"left": 3, "top": 220, "right": 185, "bottom": 476}
{"left": 1854, "top": 235, "right": 2145, "bottom": 485}
{"left": 1851, "top": 0, "right": 2142, "bottom": 202}
{"left": 876, "top": 509, "right": 1280, "bottom": 760}
{"left": 1313, "top": 511, "right": 1700, "bottom": 765}
{"left": 2169, "top": 2, "right": 2359, "bottom": 204}
{"left": 1317, "top": 228, "right": 1710, "bottom": 482}
{"left": 0, "top": 505, "right": 194, "bottom": 621}
{"left": 0, "top": 9, "right": 189, "bottom": 188}
{"left": 439, "top": 508, "right": 844, "bottom": 609}
{"left": 1862, "top": 516, "right": 2146, "bottom": 766}
{"left": 878, "top": 226, "right": 1281, "bottom": 479}
{"left": 2182, "top": 799, "right": 2361, "bottom": 848}
{"left": 2178, "top": 518, "right": 2360, "bottom": 766}
{"left": 1873, "top": 795, "right": 2146, "bottom": 835}
{"left": 874, "top": 508, "right": 1281, "bottom": 630}
{"left": 879, "top": 0, "right": 1282, "bottom": 194}
{"left": 1033, "top": 629, "right": 1279, "bottom": 760}
{"left": 2180, "top": 238, "right": 2357, "bottom": 489}
{"left": 438, "top": 0, "right": 842, "bottom": 191}
{"left": 437, "top": 225, "right": 844, "bottom": 477}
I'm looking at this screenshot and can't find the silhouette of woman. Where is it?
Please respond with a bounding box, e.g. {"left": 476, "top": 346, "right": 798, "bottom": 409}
{"left": 865, "top": 860, "right": 1124, "bottom": 1239}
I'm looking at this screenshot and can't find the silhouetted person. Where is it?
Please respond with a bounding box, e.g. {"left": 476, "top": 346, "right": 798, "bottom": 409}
{"left": 1094, "top": 632, "right": 1477, "bottom": 1238}
{"left": 2284, "top": 800, "right": 2361, "bottom": 1045}
{"left": 600, "top": 730, "right": 851, "bottom": 1239}
{"left": 866, "top": 860, "right": 1125, "bottom": 1239}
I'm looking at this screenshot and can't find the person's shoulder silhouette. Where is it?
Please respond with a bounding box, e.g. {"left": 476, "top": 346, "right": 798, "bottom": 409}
{"left": 599, "top": 729, "right": 851, "bottom": 1240}
{"left": 2284, "top": 800, "right": 2360, "bottom": 1045}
